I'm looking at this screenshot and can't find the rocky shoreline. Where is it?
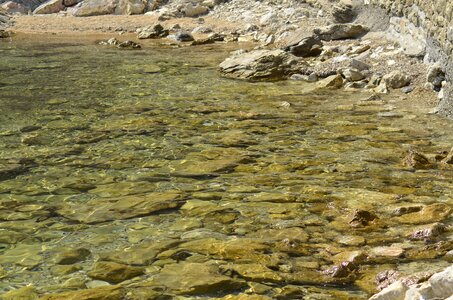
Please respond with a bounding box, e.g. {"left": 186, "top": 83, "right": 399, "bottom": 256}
{"left": 0, "top": 0, "right": 452, "bottom": 299}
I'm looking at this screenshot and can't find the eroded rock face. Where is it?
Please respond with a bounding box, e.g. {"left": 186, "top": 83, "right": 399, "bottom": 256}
{"left": 219, "top": 49, "right": 304, "bottom": 81}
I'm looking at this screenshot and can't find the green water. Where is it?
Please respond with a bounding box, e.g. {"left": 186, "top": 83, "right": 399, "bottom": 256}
{"left": 0, "top": 35, "right": 452, "bottom": 299}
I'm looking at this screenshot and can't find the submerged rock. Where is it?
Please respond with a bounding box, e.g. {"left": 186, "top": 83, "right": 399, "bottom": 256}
{"left": 57, "top": 192, "right": 183, "bottom": 223}
{"left": 219, "top": 49, "right": 304, "bottom": 81}
{"left": 88, "top": 261, "right": 144, "bottom": 283}
{"left": 145, "top": 262, "right": 246, "bottom": 295}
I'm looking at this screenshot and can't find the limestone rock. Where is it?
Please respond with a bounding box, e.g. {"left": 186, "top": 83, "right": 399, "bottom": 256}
{"left": 282, "top": 30, "right": 322, "bottom": 57}
{"left": 331, "top": 2, "right": 355, "bottom": 23}
{"left": 219, "top": 49, "right": 304, "bottom": 81}
{"left": 429, "top": 265, "right": 453, "bottom": 298}
{"left": 39, "top": 286, "right": 125, "bottom": 300}
{"left": 146, "top": 262, "right": 246, "bottom": 295}
{"left": 382, "top": 71, "right": 410, "bottom": 89}
{"left": 316, "top": 74, "right": 344, "bottom": 89}
{"left": 33, "top": 0, "right": 64, "bottom": 14}
{"left": 369, "top": 281, "right": 408, "bottom": 300}
{"left": 137, "top": 23, "right": 168, "bottom": 39}
{"left": 88, "top": 261, "right": 144, "bottom": 283}
{"left": 314, "top": 24, "right": 369, "bottom": 41}
{"left": 72, "top": 0, "right": 115, "bottom": 16}
{"left": 56, "top": 192, "right": 183, "bottom": 224}
{"left": 115, "top": 0, "right": 145, "bottom": 15}
{"left": 182, "top": 3, "right": 208, "bottom": 17}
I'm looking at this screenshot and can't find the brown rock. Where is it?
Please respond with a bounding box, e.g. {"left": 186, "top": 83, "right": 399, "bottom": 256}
{"left": 88, "top": 261, "right": 144, "bottom": 283}
{"left": 402, "top": 150, "right": 431, "bottom": 169}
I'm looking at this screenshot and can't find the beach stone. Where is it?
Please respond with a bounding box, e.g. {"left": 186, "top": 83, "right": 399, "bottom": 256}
{"left": 369, "top": 281, "right": 408, "bottom": 300}
{"left": 53, "top": 248, "right": 91, "bottom": 265}
{"left": 88, "top": 261, "right": 144, "bottom": 283}
{"left": 314, "top": 24, "right": 369, "bottom": 41}
{"left": 219, "top": 49, "right": 304, "bottom": 81}
{"left": 33, "top": 0, "right": 64, "bottom": 14}
{"left": 382, "top": 71, "right": 410, "bottom": 89}
{"left": 282, "top": 30, "right": 322, "bottom": 57}
{"left": 56, "top": 192, "right": 183, "bottom": 224}
{"left": 39, "top": 286, "right": 125, "bottom": 300}
{"left": 146, "top": 262, "right": 246, "bottom": 295}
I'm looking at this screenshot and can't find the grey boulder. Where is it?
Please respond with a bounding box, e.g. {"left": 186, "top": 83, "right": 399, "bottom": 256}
{"left": 219, "top": 49, "right": 304, "bottom": 81}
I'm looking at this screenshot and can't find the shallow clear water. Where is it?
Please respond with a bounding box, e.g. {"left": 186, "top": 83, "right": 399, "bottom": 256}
{"left": 0, "top": 35, "right": 452, "bottom": 299}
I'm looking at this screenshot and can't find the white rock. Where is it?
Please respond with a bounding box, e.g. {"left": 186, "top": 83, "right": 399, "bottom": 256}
{"left": 369, "top": 281, "right": 408, "bottom": 300}
{"left": 429, "top": 265, "right": 453, "bottom": 298}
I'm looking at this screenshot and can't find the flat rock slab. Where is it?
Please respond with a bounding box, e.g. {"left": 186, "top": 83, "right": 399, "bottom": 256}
{"left": 57, "top": 192, "right": 183, "bottom": 224}
{"left": 219, "top": 49, "right": 304, "bottom": 81}
{"left": 145, "top": 262, "right": 246, "bottom": 295}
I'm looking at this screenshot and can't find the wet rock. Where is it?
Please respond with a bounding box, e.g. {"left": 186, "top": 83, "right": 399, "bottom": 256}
{"left": 182, "top": 3, "right": 209, "bottom": 17}
{"left": 282, "top": 30, "right": 322, "bottom": 57}
{"left": 397, "top": 203, "right": 451, "bottom": 225}
{"left": 137, "top": 23, "right": 168, "bottom": 39}
{"left": 168, "top": 31, "right": 194, "bottom": 42}
{"left": 102, "top": 238, "right": 179, "bottom": 265}
{"left": 57, "top": 192, "right": 183, "bottom": 224}
{"left": 331, "top": 2, "right": 355, "bottom": 23}
{"left": 1, "top": 286, "right": 39, "bottom": 300}
{"left": 53, "top": 248, "right": 91, "bottom": 265}
{"left": 316, "top": 74, "right": 344, "bottom": 89}
{"left": 369, "top": 281, "right": 408, "bottom": 300}
{"left": 40, "top": 286, "right": 125, "bottom": 300}
{"left": 0, "top": 244, "right": 42, "bottom": 268}
{"left": 440, "top": 147, "right": 453, "bottom": 165}
{"left": 349, "top": 209, "right": 378, "bottom": 227}
{"left": 219, "top": 49, "right": 304, "bottom": 81}
{"left": 402, "top": 150, "right": 431, "bottom": 169}
{"left": 117, "top": 40, "right": 141, "bottom": 49}
{"left": 409, "top": 223, "right": 447, "bottom": 240}
{"left": 339, "top": 68, "right": 365, "bottom": 82}
{"left": 88, "top": 261, "right": 144, "bottom": 283}
{"left": 314, "top": 24, "right": 369, "bottom": 41}
{"left": 72, "top": 0, "right": 115, "bottom": 16}
{"left": 33, "top": 0, "right": 64, "bottom": 14}
{"left": 146, "top": 262, "right": 246, "bottom": 295}
{"left": 382, "top": 71, "right": 410, "bottom": 89}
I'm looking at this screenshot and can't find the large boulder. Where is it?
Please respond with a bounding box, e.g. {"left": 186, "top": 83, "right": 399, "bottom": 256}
{"left": 33, "top": 0, "right": 64, "bottom": 14}
{"left": 72, "top": 0, "right": 115, "bottom": 16}
{"left": 219, "top": 49, "right": 304, "bottom": 81}
{"left": 282, "top": 30, "right": 322, "bottom": 57}
{"left": 314, "top": 24, "right": 369, "bottom": 41}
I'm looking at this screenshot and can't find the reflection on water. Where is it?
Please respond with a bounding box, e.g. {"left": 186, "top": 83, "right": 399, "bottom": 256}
{"left": 0, "top": 35, "right": 452, "bottom": 299}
